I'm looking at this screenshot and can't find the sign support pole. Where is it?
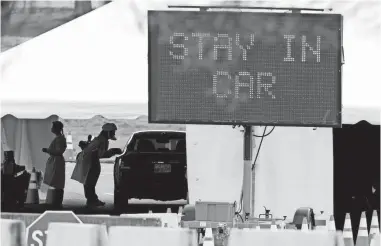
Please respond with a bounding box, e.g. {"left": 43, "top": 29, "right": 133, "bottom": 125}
{"left": 242, "top": 125, "right": 253, "bottom": 220}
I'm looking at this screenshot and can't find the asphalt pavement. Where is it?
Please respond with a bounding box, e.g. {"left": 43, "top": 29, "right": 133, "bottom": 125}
{"left": 63, "top": 162, "right": 186, "bottom": 206}
{"left": 2, "top": 162, "right": 187, "bottom": 215}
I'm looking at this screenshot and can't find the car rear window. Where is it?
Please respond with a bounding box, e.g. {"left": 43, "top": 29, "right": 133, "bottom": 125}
{"left": 132, "top": 137, "right": 186, "bottom": 152}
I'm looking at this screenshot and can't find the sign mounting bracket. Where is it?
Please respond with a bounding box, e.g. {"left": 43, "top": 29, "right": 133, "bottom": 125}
{"left": 167, "top": 5, "right": 332, "bottom": 13}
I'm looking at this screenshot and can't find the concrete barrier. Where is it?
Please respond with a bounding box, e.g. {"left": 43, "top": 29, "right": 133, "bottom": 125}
{"left": 1, "top": 213, "right": 161, "bottom": 228}
{"left": 108, "top": 226, "right": 198, "bottom": 246}
{"left": 228, "top": 229, "right": 338, "bottom": 246}
{"left": 1, "top": 219, "right": 26, "bottom": 246}
{"left": 46, "top": 223, "right": 108, "bottom": 246}
{"left": 121, "top": 213, "right": 180, "bottom": 228}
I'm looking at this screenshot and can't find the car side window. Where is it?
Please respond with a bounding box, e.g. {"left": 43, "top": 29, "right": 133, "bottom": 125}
{"left": 124, "top": 135, "right": 134, "bottom": 152}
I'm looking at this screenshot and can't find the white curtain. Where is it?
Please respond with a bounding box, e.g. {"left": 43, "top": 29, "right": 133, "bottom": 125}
{"left": 186, "top": 125, "right": 334, "bottom": 219}
{"left": 253, "top": 127, "right": 334, "bottom": 219}
{"left": 186, "top": 125, "right": 244, "bottom": 205}
{"left": 1, "top": 115, "right": 58, "bottom": 172}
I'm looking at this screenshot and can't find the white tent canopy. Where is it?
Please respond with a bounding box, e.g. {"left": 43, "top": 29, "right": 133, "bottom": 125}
{"left": 0, "top": 0, "right": 150, "bottom": 172}
{"left": 1, "top": 0, "right": 381, "bottom": 107}
{"left": 0, "top": 0, "right": 148, "bottom": 104}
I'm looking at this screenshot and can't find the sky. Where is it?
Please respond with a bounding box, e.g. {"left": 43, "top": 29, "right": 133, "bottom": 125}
{"left": 0, "top": 0, "right": 380, "bottom": 109}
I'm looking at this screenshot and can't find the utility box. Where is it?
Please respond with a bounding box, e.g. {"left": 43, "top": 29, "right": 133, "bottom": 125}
{"left": 195, "top": 201, "right": 235, "bottom": 223}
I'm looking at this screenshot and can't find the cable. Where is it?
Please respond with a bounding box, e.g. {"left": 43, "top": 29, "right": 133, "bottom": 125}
{"left": 251, "top": 126, "right": 275, "bottom": 170}
{"left": 237, "top": 191, "right": 243, "bottom": 213}
{"left": 235, "top": 213, "right": 244, "bottom": 222}
{"left": 253, "top": 126, "right": 275, "bottom": 137}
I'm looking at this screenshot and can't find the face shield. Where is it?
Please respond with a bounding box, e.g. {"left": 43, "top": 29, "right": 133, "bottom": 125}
{"left": 108, "top": 130, "right": 117, "bottom": 141}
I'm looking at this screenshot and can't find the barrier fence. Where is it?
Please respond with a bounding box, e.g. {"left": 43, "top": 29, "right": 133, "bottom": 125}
{"left": 1, "top": 210, "right": 380, "bottom": 246}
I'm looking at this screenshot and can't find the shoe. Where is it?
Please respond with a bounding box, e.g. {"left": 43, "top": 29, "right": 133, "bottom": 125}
{"left": 86, "top": 199, "right": 105, "bottom": 207}
{"left": 97, "top": 200, "right": 106, "bottom": 206}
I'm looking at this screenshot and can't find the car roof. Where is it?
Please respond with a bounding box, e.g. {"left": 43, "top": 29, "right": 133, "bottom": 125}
{"left": 131, "top": 130, "right": 186, "bottom": 138}
{"left": 132, "top": 130, "right": 185, "bottom": 134}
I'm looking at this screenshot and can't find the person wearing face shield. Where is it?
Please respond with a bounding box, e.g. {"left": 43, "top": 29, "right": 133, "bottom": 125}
{"left": 71, "top": 123, "right": 122, "bottom": 207}
{"left": 42, "top": 121, "right": 67, "bottom": 208}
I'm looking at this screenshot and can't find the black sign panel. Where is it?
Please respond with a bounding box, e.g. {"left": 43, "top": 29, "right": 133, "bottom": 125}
{"left": 148, "top": 11, "right": 342, "bottom": 127}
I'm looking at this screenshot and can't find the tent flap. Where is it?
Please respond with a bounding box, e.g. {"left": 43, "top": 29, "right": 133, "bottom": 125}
{"left": 1, "top": 115, "right": 58, "bottom": 172}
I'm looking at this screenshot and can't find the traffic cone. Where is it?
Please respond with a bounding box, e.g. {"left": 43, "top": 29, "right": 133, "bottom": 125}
{"left": 343, "top": 213, "right": 354, "bottom": 246}
{"left": 203, "top": 228, "right": 214, "bottom": 246}
{"left": 64, "top": 132, "right": 75, "bottom": 162}
{"left": 198, "top": 231, "right": 204, "bottom": 245}
{"left": 270, "top": 219, "right": 277, "bottom": 231}
{"left": 178, "top": 206, "right": 183, "bottom": 215}
{"left": 369, "top": 210, "right": 380, "bottom": 236}
{"left": 255, "top": 220, "right": 260, "bottom": 230}
{"left": 370, "top": 234, "right": 380, "bottom": 246}
{"left": 166, "top": 207, "right": 171, "bottom": 213}
{"left": 329, "top": 215, "right": 336, "bottom": 231}
{"left": 336, "top": 231, "right": 346, "bottom": 246}
{"left": 255, "top": 224, "right": 260, "bottom": 230}
{"left": 177, "top": 206, "right": 183, "bottom": 226}
{"left": 355, "top": 212, "right": 369, "bottom": 246}
{"left": 25, "top": 168, "right": 40, "bottom": 204}
{"left": 301, "top": 217, "right": 309, "bottom": 232}
{"left": 369, "top": 211, "right": 380, "bottom": 246}
{"left": 148, "top": 210, "right": 152, "bottom": 214}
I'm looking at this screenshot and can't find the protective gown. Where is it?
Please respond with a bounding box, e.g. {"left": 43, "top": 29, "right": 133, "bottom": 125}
{"left": 43, "top": 135, "right": 67, "bottom": 189}
{"left": 71, "top": 135, "right": 108, "bottom": 186}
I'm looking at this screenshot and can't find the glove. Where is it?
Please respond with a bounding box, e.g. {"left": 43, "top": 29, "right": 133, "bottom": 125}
{"left": 109, "top": 148, "right": 122, "bottom": 155}
{"left": 42, "top": 148, "right": 48, "bottom": 153}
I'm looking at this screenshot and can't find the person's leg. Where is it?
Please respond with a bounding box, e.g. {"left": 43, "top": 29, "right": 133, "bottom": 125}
{"left": 88, "top": 185, "right": 98, "bottom": 201}
{"left": 84, "top": 184, "right": 97, "bottom": 202}
{"left": 84, "top": 159, "right": 104, "bottom": 206}
{"left": 91, "top": 161, "right": 104, "bottom": 205}
{"left": 58, "top": 189, "right": 64, "bottom": 208}
{"left": 53, "top": 189, "right": 64, "bottom": 209}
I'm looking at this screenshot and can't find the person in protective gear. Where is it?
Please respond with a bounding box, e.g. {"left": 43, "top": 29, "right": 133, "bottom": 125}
{"left": 1, "top": 150, "right": 30, "bottom": 210}
{"left": 71, "top": 123, "right": 122, "bottom": 207}
{"left": 42, "top": 121, "right": 67, "bottom": 208}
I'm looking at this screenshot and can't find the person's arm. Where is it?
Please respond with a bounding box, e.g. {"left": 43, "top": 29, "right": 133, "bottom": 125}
{"left": 100, "top": 148, "right": 122, "bottom": 159}
{"left": 46, "top": 137, "right": 67, "bottom": 156}
{"left": 97, "top": 140, "right": 108, "bottom": 159}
